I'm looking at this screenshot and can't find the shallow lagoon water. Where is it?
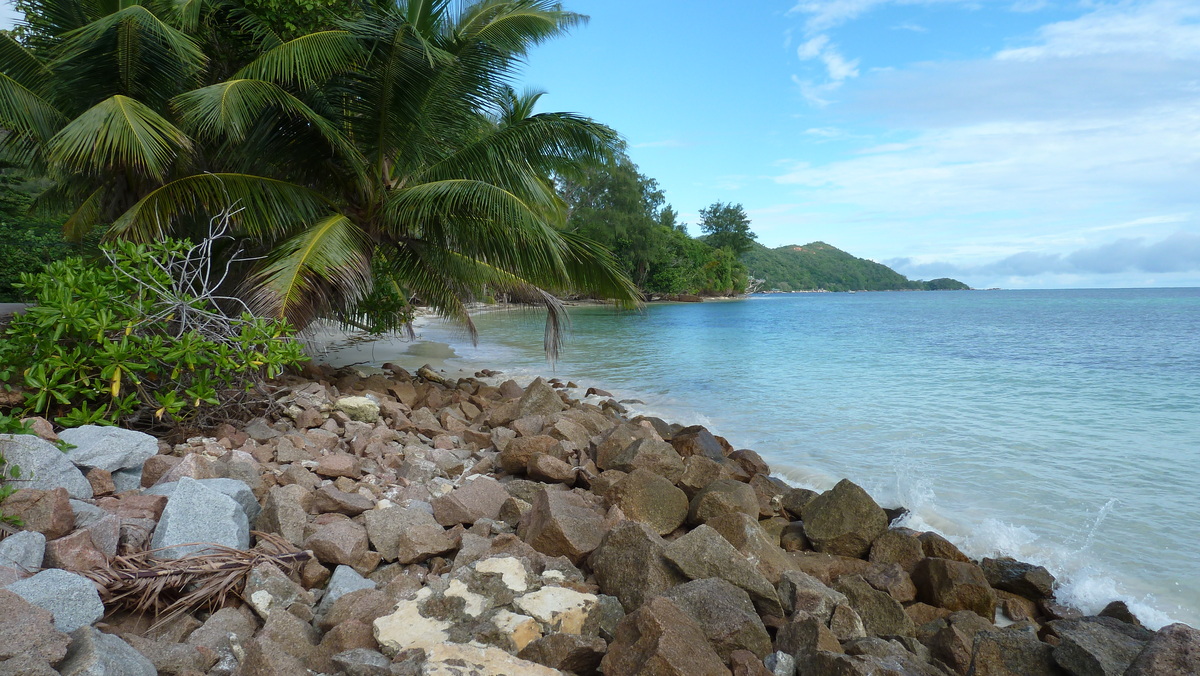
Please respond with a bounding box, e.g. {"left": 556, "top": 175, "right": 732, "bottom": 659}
{"left": 323, "top": 289, "right": 1200, "bottom": 628}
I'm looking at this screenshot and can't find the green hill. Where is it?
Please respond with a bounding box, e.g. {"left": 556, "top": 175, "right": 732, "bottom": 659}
{"left": 741, "top": 241, "right": 969, "bottom": 292}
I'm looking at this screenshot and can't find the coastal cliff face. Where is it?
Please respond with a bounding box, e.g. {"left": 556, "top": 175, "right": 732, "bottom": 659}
{"left": 0, "top": 364, "right": 1195, "bottom": 674}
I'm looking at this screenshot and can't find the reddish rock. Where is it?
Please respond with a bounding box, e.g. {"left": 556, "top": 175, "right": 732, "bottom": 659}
{"left": 589, "top": 521, "right": 687, "bottom": 613}
{"left": 527, "top": 453, "right": 577, "bottom": 485}
{"left": 85, "top": 468, "right": 115, "bottom": 497}
{"left": 109, "top": 493, "right": 168, "bottom": 521}
{"left": 863, "top": 562, "right": 917, "bottom": 603}
{"left": 607, "top": 468, "right": 689, "bottom": 536}
{"left": 688, "top": 479, "right": 759, "bottom": 526}
{"left": 312, "top": 485, "right": 374, "bottom": 516}
{"left": 315, "top": 453, "right": 361, "bottom": 479}
{"left": 913, "top": 558, "right": 996, "bottom": 622}
{"left": 20, "top": 417, "right": 57, "bottom": 443}
{"left": 499, "top": 435, "right": 564, "bottom": 474}
{"left": 678, "top": 455, "right": 725, "bottom": 498}
{"left": 2, "top": 488, "right": 74, "bottom": 540}
{"left": 869, "top": 529, "right": 925, "bottom": 573}
{"left": 600, "top": 596, "right": 731, "bottom": 676}
{"left": 1125, "top": 622, "right": 1200, "bottom": 675}
{"left": 729, "top": 449, "right": 770, "bottom": 478}
{"left": 431, "top": 476, "right": 510, "bottom": 526}
{"left": 800, "top": 479, "right": 888, "bottom": 559}
{"left": 304, "top": 515, "right": 369, "bottom": 567}
{"left": 154, "top": 453, "right": 218, "bottom": 484}
{"left": 140, "top": 455, "right": 181, "bottom": 487}
{"left": 317, "top": 619, "right": 377, "bottom": 657}
{"left": 43, "top": 529, "right": 107, "bottom": 571}
{"left": 0, "top": 589, "right": 70, "bottom": 664}
{"left": 669, "top": 426, "right": 727, "bottom": 461}
{"left": 518, "top": 633, "right": 607, "bottom": 673}
{"left": 604, "top": 438, "right": 685, "bottom": 484}
{"left": 729, "top": 650, "right": 772, "bottom": 676}
{"left": 520, "top": 489, "right": 608, "bottom": 564}
{"left": 918, "top": 531, "right": 971, "bottom": 563}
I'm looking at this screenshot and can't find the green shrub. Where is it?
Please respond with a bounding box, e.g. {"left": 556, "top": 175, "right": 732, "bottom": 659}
{"left": 0, "top": 237, "right": 307, "bottom": 429}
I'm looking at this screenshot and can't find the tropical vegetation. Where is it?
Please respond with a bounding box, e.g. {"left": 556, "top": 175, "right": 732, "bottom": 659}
{"left": 742, "top": 241, "right": 970, "bottom": 292}
{"left": 0, "top": 0, "right": 640, "bottom": 356}
{"left": 562, "top": 152, "right": 752, "bottom": 296}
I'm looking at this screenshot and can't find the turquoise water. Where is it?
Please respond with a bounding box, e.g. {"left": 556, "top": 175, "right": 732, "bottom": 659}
{"left": 326, "top": 289, "right": 1200, "bottom": 628}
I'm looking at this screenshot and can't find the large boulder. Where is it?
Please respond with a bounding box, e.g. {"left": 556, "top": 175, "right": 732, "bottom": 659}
{"left": 518, "top": 633, "right": 608, "bottom": 673}
{"left": 967, "top": 629, "right": 1061, "bottom": 676}
{"left": 520, "top": 489, "right": 607, "bottom": 564}
{"left": 0, "top": 589, "right": 70, "bottom": 664}
{"left": 1048, "top": 616, "right": 1153, "bottom": 676}
{"left": 688, "top": 479, "right": 760, "bottom": 526}
{"left": 777, "top": 570, "right": 848, "bottom": 622}
{"left": 588, "top": 521, "right": 687, "bottom": 612}
{"left": 304, "top": 516, "right": 370, "bottom": 567}
{"left": 144, "top": 477, "right": 260, "bottom": 525}
{"left": 869, "top": 529, "right": 925, "bottom": 573}
{"left": 1124, "top": 622, "right": 1200, "bottom": 675}
{"left": 57, "top": 626, "right": 156, "bottom": 676}
{"left": 706, "top": 512, "right": 796, "bottom": 585}
{"left": 979, "top": 557, "right": 1055, "bottom": 601}
{"left": 149, "top": 477, "right": 250, "bottom": 558}
{"left": 800, "top": 479, "right": 887, "bottom": 559}
{"left": 605, "top": 438, "right": 685, "bottom": 484}
{"left": 431, "top": 475, "right": 509, "bottom": 526}
{"left": 669, "top": 426, "right": 727, "bottom": 461}
{"left": 5, "top": 568, "right": 104, "bottom": 633}
{"left": 518, "top": 378, "right": 567, "bottom": 418}
{"left": 364, "top": 504, "right": 456, "bottom": 564}
{"left": 1, "top": 488, "right": 75, "bottom": 540}
{"left": 834, "top": 575, "right": 915, "bottom": 638}
{"left": 0, "top": 530, "right": 45, "bottom": 572}
{"left": 606, "top": 468, "right": 689, "bottom": 536}
{"left": 59, "top": 425, "right": 158, "bottom": 474}
{"left": 663, "top": 578, "right": 772, "bottom": 660}
{"left": 912, "top": 558, "right": 996, "bottom": 622}
{"left": 663, "top": 524, "right": 784, "bottom": 618}
{"left": 600, "top": 596, "right": 731, "bottom": 676}
{"left": 0, "top": 435, "right": 92, "bottom": 499}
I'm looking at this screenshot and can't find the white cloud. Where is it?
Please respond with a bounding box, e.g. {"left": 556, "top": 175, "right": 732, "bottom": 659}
{"left": 789, "top": 0, "right": 966, "bottom": 33}
{"left": 997, "top": 0, "right": 1200, "bottom": 61}
{"left": 797, "top": 35, "right": 861, "bottom": 81}
{"left": 892, "top": 21, "right": 929, "bottom": 32}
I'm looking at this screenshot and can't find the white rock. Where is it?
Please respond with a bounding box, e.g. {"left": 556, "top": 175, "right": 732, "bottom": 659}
{"left": 474, "top": 557, "right": 530, "bottom": 593}
{"left": 372, "top": 589, "right": 450, "bottom": 655}
{"left": 336, "top": 396, "right": 380, "bottom": 423}
{"left": 490, "top": 610, "right": 542, "bottom": 652}
{"left": 422, "top": 644, "right": 560, "bottom": 676}
{"left": 514, "top": 587, "right": 599, "bottom": 635}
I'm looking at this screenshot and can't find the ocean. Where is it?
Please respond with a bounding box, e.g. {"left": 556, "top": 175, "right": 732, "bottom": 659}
{"left": 319, "top": 288, "right": 1200, "bottom": 628}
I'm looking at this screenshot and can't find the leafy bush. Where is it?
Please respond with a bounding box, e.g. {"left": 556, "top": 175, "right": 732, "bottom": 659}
{"left": 0, "top": 236, "right": 307, "bottom": 430}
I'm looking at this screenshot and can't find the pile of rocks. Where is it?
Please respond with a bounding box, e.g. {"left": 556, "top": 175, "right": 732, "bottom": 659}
{"left": 0, "top": 364, "right": 1196, "bottom": 675}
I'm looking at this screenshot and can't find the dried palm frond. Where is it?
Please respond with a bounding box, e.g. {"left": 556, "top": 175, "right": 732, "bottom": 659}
{"left": 80, "top": 531, "right": 309, "bottom": 629}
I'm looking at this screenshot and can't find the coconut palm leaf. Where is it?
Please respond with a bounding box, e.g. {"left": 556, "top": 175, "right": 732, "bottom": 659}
{"left": 47, "top": 95, "right": 191, "bottom": 181}
{"left": 110, "top": 172, "right": 329, "bottom": 241}
{"left": 246, "top": 213, "right": 374, "bottom": 325}
{"left": 0, "top": 73, "right": 69, "bottom": 159}
{"left": 234, "top": 30, "right": 362, "bottom": 88}
{"left": 0, "top": 34, "right": 53, "bottom": 96}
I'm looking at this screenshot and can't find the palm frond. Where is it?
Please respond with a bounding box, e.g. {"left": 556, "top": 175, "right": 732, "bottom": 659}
{"left": 0, "top": 72, "right": 69, "bottom": 158}
{"left": 246, "top": 213, "right": 374, "bottom": 326}
{"left": 63, "top": 187, "right": 105, "bottom": 240}
{"left": 109, "top": 172, "right": 330, "bottom": 241}
{"left": 0, "top": 33, "right": 53, "bottom": 95}
{"left": 47, "top": 94, "right": 191, "bottom": 181}
{"left": 234, "top": 30, "right": 361, "bottom": 88}
{"left": 453, "top": 0, "right": 586, "bottom": 56}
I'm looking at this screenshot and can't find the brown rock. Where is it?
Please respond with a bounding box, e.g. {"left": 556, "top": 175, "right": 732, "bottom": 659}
{"left": 669, "top": 426, "right": 727, "bottom": 461}
{"left": 605, "top": 438, "right": 685, "bottom": 484}
{"left": 312, "top": 485, "right": 374, "bottom": 516}
{"left": 588, "top": 521, "right": 687, "bottom": 612}
{"left": 315, "top": 453, "right": 361, "bottom": 479}
{"left": 705, "top": 512, "right": 796, "bottom": 585}
{"left": 729, "top": 449, "right": 770, "bottom": 478}
{"left": 1098, "top": 600, "right": 1143, "bottom": 628}
{"left": 155, "top": 452, "right": 218, "bottom": 484}
{"left": 777, "top": 570, "right": 848, "bottom": 622}
{"left": 499, "top": 435, "right": 564, "bottom": 474}
{"left": 688, "top": 479, "right": 760, "bottom": 526}
{"left": 238, "top": 636, "right": 309, "bottom": 676}
{"left": 906, "top": 602, "right": 953, "bottom": 627}
{"left": 663, "top": 577, "right": 772, "bottom": 660}
{"left": 520, "top": 488, "right": 607, "bottom": 564}
{"left": 863, "top": 562, "right": 917, "bottom": 603}
{"left": 20, "top": 417, "right": 57, "bottom": 442}
{"left": 1047, "top": 616, "right": 1153, "bottom": 676}
{"left": 518, "top": 633, "right": 607, "bottom": 673}
{"left": 85, "top": 468, "right": 115, "bottom": 497}
{"left": 834, "top": 574, "right": 916, "bottom": 638}
{"left": 256, "top": 484, "right": 310, "bottom": 547}
{"left": 304, "top": 515, "right": 369, "bottom": 567}
{"left": 980, "top": 557, "right": 1055, "bottom": 601}
{"left": 913, "top": 558, "right": 996, "bottom": 622}
{"left": 0, "top": 589, "right": 70, "bottom": 664}
{"left": 747, "top": 474, "right": 787, "bottom": 518}
{"left": 919, "top": 531, "right": 971, "bottom": 563}
{"left": 779, "top": 521, "right": 811, "bottom": 552}
{"left": 676, "top": 455, "right": 725, "bottom": 498}
{"left": 2, "top": 488, "right": 74, "bottom": 540}
{"left": 995, "top": 590, "right": 1038, "bottom": 623}
{"left": 600, "top": 596, "right": 731, "bottom": 676}
{"left": 526, "top": 453, "right": 577, "bottom": 485}
{"left": 869, "top": 529, "right": 926, "bottom": 573}
{"left": 775, "top": 612, "right": 844, "bottom": 656}
{"left": 780, "top": 487, "right": 819, "bottom": 520}
{"left": 365, "top": 504, "right": 456, "bottom": 564}
{"left": 140, "top": 455, "right": 181, "bottom": 487}
{"left": 317, "top": 618, "right": 377, "bottom": 657}
{"left": 517, "top": 377, "right": 568, "bottom": 418}
{"left": 431, "top": 476, "right": 510, "bottom": 526}
{"left": 800, "top": 479, "right": 888, "bottom": 559}
{"left": 121, "top": 633, "right": 218, "bottom": 674}
{"left": 967, "top": 629, "right": 1061, "bottom": 676}
{"left": 607, "top": 468, "right": 689, "bottom": 536}
{"left": 730, "top": 650, "right": 772, "bottom": 676}
{"left": 43, "top": 529, "right": 107, "bottom": 571}
{"left": 318, "top": 589, "right": 395, "bottom": 632}
{"left": 786, "top": 551, "right": 872, "bottom": 586}
{"left": 1124, "top": 622, "right": 1200, "bottom": 676}
{"left": 663, "top": 524, "right": 784, "bottom": 618}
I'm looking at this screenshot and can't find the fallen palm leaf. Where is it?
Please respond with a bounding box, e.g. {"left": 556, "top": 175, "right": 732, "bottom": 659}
{"left": 80, "top": 531, "right": 309, "bottom": 629}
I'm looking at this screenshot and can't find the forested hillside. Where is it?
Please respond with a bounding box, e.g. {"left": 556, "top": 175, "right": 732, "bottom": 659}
{"left": 742, "top": 241, "right": 969, "bottom": 292}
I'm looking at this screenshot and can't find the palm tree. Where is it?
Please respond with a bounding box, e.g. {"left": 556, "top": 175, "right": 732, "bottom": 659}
{"left": 0, "top": 0, "right": 639, "bottom": 356}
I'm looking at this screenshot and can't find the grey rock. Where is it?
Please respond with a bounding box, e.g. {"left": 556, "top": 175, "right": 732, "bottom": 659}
{"left": 110, "top": 467, "right": 143, "bottom": 492}
{"left": 0, "top": 434, "right": 92, "bottom": 498}
{"left": 70, "top": 499, "right": 106, "bottom": 528}
{"left": 981, "top": 556, "right": 1056, "bottom": 600}
{"left": 145, "top": 477, "right": 260, "bottom": 525}
{"left": 59, "top": 425, "right": 157, "bottom": 473}
{"left": 663, "top": 577, "right": 772, "bottom": 660}
{"left": 967, "top": 629, "right": 1061, "bottom": 676}
{"left": 589, "top": 521, "right": 687, "bottom": 613}
{"left": 5, "top": 568, "right": 104, "bottom": 632}
{"left": 764, "top": 651, "right": 797, "bottom": 676}
{"left": 0, "top": 652, "right": 59, "bottom": 675}
{"left": 58, "top": 626, "right": 156, "bottom": 676}
{"left": 332, "top": 648, "right": 392, "bottom": 676}
{"left": 834, "top": 574, "right": 915, "bottom": 638}
{"left": 1050, "top": 616, "right": 1153, "bottom": 676}
{"left": 316, "top": 565, "right": 377, "bottom": 616}
{"left": 517, "top": 377, "right": 567, "bottom": 418}
{"left": 364, "top": 504, "right": 456, "bottom": 563}
{"left": 150, "top": 477, "right": 250, "bottom": 558}
{"left": 1124, "top": 622, "right": 1200, "bottom": 676}
{"left": 663, "top": 524, "right": 784, "bottom": 617}
{"left": 801, "top": 479, "right": 887, "bottom": 559}
{"left": 0, "top": 530, "right": 45, "bottom": 572}
{"left": 778, "top": 569, "right": 848, "bottom": 622}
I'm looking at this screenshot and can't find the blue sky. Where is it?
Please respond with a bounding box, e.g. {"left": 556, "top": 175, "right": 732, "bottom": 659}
{"left": 518, "top": 0, "right": 1200, "bottom": 289}
{"left": 2, "top": 1, "right": 1198, "bottom": 289}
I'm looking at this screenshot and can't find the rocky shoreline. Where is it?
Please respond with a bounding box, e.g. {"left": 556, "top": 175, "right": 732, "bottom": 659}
{"left": 0, "top": 362, "right": 1195, "bottom": 675}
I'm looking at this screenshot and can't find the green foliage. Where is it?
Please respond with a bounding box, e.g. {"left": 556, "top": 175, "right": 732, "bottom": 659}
{"left": 925, "top": 277, "right": 971, "bottom": 290}
{"left": 0, "top": 165, "right": 80, "bottom": 302}
{"left": 741, "top": 241, "right": 968, "bottom": 292}
{"left": 0, "top": 238, "right": 307, "bottom": 429}
{"left": 699, "top": 202, "right": 756, "bottom": 257}
{"left": 0, "top": 0, "right": 640, "bottom": 358}
{"left": 0, "top": 412, "right": 32, "bottom": 525}
{"left": 562, "top": 154, "right": 750, "bottom": 297}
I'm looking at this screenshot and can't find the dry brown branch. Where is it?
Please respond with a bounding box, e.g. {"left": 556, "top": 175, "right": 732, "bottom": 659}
{"left": 80, "top": 532, "right": 309, "bottom": 629}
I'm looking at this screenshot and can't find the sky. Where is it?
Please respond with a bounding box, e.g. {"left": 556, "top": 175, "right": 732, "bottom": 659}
{"left": 516, "top": 0, "right": 1200, "bottom": 289}
{"left": 2, "top": 1, "right": 1198, "bottom": 289}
